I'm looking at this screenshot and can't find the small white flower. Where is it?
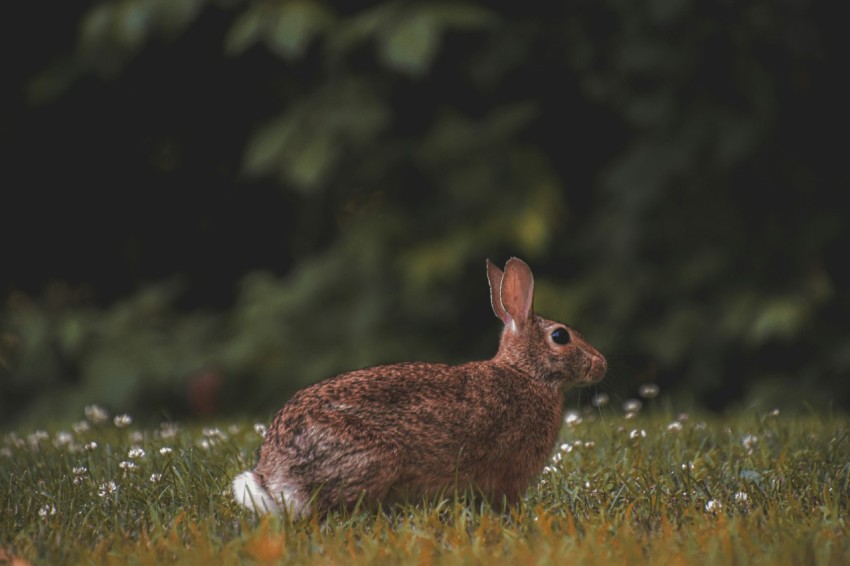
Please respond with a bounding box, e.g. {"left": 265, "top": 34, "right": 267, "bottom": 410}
{"left": 98, "top": 481, "right": 118, "bottom": 497}
{"left": 564, "top": 411, "right": 582, "bottom": 426}
{"left": 85, "top": 404, "right": 109, "bottom": 424}
{"left": 622, "top": 399, "right": 643, "bottom": 414}
{"left": 39, "top": 504, "right": 56, "bottom": 518}
{"left": 84, "top": 441, "right": 98, "bottom": 451}
{"left": 54, "top": 431, "right": 73, "bottom": 446}
{"left": 629, "top": 429, "right": 647, "bottom": 440}
{"left": 552, "top": 452, "right": 563, "bottom": 463}
{"left": 160, "top": 422, "right": 179, "bottom": 439}
{"left": 253, "top": 423, "right": 267, "bottom": 438}
{"left": 584, "top": 441, "right": 595, "bottom": 449}
{"left": 114, "top": 414, "right": 133, "bottom": 428}
{"left": 705, "top": 499, "right": 722, "bottom": 513}
{"left": 71, "top": 466, "right": 88, "bottom": 485}
{"left": 742, "top": 434, "right": 758, "bottom": 454}
{"left": 228, "top": 424, "right": 241, "bottom": 435}
{"left": 559, "top": 443, "right": 573, "bottom": 453}
{"left": 202, "top": 427, "right": 227, "bottom": 440}
{"left": 694, "top": 422, "right": 707, "bottom": 431}
{"left": 72, "top": 420, "right": 90, "bottom": 434}
{"left": 159, "top": 447, "right": 173, "bottom": 456}
{"left": 128, "top": 447, "right": 146, "bottom": 459}
{"left": 638, "top": 384, "right": 660, "bottom": 399}
{"left": 676, "top": 412, "right": 690, "bottom": 422}
{"left": 591, "top": 392, "right": 610, "bottom": 408}
{"left": 118, "top": 460, "right": 137, "bottom": 471}
{"left": 667, "top": 421, "right": 683, "bottom": 432}
{"left": 734, "top": 491, "right": 749, "bottom": 505}
{"left": 150, "top": 473, "right": 162, "bottom": 483}
{"left": 130, "top": 431, "right": 145, "bottom": 444}
{"left": 542, "top": 465, "right": 556, "bottom": 474}
{"left": 28, "top": 430, "right": 49, "bottom": 447}
{"left": 769, "top": 408, "right": 780, "bottom": 418}
{"left": 197, "top": 439, "right": 211, "bottom": 450}
{"left": 681, "top": 462, "right": 694, "bottom": 471}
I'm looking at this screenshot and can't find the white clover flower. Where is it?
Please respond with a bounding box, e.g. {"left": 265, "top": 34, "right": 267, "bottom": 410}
{"left": 705, "top": 499, "right": 722, "bottom": 513}
{"left": 128, "top": 447, "right": 146, "bottom": 459}
{"left": 39, "top": 504, "right": 56, "bottom": 518}
{"left": 98, "top": 481, "right": 118, "bottom": 497}
{"left": 559, "top": 443, "right": 573, "bottom": 453}
{"left": 564, "top": 411, "right": 582, "bottom": 426}
{"left": 54, "top": 431, "right": 73, "bottom": 446}
{"left": 734, "top": 491, "right": 749, "bottom": 505}
{"left": 113, "top": 414, "right": 133, "bottom": 428}
{"left": 742, "top": 434, "right": 758, "bottom": 454}
{"left": 71, "top": 466, "right": 88, "bottom": 485}
{"left": 253, "top": 423, "right": 267, "bottom": 438}
{"left": 150, "top": 473, "right": 162, "bottom": 483}
{"left": 584, "top": 441, "right": 595, "bottom": 449}
{"left": 552, "top": 452, "right": 563, "bottom": 463}
{"left": 27, "top": 430, "right": 49, "bottom": 447}
{"left": 591, "top": 392, "right": 610, "bottom": 408}
{"left": 118, "top": 460, "right": 137, "bottom": 471}
{"left": 667, "top": 421, "right": 683, "bottom": 432}
{"left": 129, "top": 431, "right": 145, "bottom": 444}
{"left": 638, "top": 383, "right": 660, "bottom": 399}
{"left": 629, "top": 429, "right": 647, "bottom": 440}
{"left": 202, "top": 427, "right": 227, "bottom": 440}
{"left": 622, "top": 399, "right": 643, "bottom": 414}
{"left": 542, "top": 465, "right": 556, "bottom": 474}
{"left": 159, "top": 447, "right": 173, "bottom": 456}
{"left": 84, "top": 441, "right": 98, "bottom": 451}
{"left": 85, "top": 404, "right": 109, "bottom": 424}
{"left": 197, "top": 439, "right": 211, "bottom": 450}
{"left": 72, "top": 420, "right": 90, "bottom": 434}
{"left": 160, "top": 422, "right": 179, "bottom": 439}
{"left": 676, "top": 412, "right": 690, "bottom": 422}
{"left": 769, "top": 408, "right": 780, "bottom": 418}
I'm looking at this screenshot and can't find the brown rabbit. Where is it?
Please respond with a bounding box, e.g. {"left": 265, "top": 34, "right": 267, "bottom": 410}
{"left": 232, "top": 257, "right": 606, "bottom": 517}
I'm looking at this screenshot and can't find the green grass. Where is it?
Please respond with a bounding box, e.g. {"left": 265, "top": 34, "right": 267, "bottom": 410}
{"left": 2, "top": 405, "right": 849, "bottom": 565}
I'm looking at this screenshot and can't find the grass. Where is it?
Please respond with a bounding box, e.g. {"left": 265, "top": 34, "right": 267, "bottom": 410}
{"left": 2, "top": 404, "right": 849, "bottom": 565}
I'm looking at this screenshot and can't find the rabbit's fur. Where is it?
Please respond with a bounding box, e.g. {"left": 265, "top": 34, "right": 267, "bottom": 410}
{"left": 233, "top": 258, "right": 606, "bottom": 517}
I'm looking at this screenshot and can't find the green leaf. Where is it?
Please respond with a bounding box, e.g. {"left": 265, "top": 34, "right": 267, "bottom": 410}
{"left": 378, "top": 10, "right": 440, "bottom": 77}
{"left": 114, "top": 0, "right": 155, "bottom": 50}
{"left": 282, "top": 133, "right": 338, "bottom": 191}
{"left": 224, "top": 5, "right": 265, "bottom": 55}
{"left": 428, "top": 3, "right": 498, "bottom": 29}
{"left": 266, "top": 0, "right": 334, "bottom": 61}
{"left": 243, "top": 115, "right": 298, "bottom": 176}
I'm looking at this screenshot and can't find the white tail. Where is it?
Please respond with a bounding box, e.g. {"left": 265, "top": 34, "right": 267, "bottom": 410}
{"left": 232, "top": 471, "right": 280, "bottom": 515}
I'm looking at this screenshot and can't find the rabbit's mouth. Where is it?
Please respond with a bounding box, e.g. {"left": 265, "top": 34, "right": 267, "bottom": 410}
{"left": 575, "top": 353, "right": 607, "bottom": 386}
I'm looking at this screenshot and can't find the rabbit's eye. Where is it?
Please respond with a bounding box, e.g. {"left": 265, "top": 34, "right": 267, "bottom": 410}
{"left": 551, "top": 327, "right": 570, "bottom": 345}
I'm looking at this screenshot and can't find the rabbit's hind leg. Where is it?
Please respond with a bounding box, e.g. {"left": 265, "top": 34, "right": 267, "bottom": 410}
{"left": 296, "top": 434, "right": 402, "bottom": 516}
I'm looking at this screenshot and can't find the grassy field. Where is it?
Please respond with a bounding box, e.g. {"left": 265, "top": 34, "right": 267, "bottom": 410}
{"left": 2, "top": 403, "right": 849, "bottom": 565}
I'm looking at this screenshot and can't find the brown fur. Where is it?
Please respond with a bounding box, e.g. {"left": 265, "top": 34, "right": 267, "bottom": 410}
{"left": 247, "top": 258, "right": 606, "bottom": 517}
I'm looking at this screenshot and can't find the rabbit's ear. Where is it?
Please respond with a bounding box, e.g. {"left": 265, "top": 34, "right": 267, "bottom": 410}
{"left": 500, "top": 258, "right": 534, "bottom": 330}
{"left": 486, "top": 259, "right": 508, "bottom": 323}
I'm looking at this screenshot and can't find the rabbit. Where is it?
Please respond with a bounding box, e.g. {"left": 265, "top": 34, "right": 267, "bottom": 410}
{"left": 232, "top": 257, "right": 607, "bottom": 518}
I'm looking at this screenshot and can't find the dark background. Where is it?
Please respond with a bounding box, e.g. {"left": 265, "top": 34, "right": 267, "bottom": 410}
{"left": 1, "top": 0, "right": 847, "bottom": 427}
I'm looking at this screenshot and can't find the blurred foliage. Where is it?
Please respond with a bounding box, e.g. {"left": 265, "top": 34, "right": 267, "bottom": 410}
{"left": 1, "top": 0, "right": 847, "bottom": 426}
